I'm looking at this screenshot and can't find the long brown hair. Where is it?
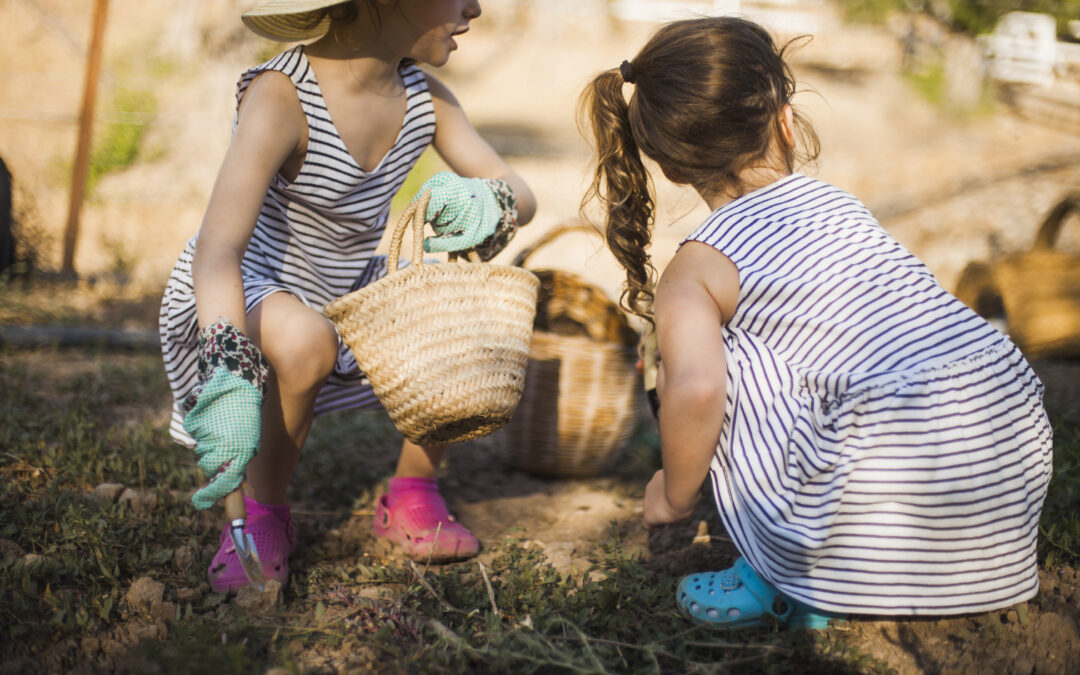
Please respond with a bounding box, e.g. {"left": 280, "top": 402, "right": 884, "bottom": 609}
{"left": 580, "top": 17, "right": 819, "bottom": 322}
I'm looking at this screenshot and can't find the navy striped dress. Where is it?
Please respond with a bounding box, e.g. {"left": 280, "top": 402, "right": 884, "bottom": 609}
{"left": 160, "top": 47, "right": 435, "bottom": 445}
{"left": 684, "top": 173, "right": 1053, "bottom": 616}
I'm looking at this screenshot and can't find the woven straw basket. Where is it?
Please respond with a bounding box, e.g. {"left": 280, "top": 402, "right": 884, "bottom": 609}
{"left": 322, "top": 193, "right": 540, "bottom": 446}
{"left": 497, "top": 224, "right": 640, "bottom": 478}
{"left": 955, "top": 191, "right": 1080, "bottom": 358}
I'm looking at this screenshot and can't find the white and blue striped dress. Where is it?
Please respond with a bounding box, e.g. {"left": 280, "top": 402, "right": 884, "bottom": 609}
{"left": 685, "top": 173, "right": 1053, "bottom": 616}
{"left": 160, "top": 47, "right": 435, "bottom": 445}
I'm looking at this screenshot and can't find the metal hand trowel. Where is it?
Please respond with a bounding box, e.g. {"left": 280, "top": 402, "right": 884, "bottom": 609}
{"left": 224, "top": 489, "right": 265, "bottom": 591}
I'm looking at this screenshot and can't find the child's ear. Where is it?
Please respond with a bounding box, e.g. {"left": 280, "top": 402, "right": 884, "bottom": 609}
{"left": 780, "top": 104, "right": 795, "bottom": 148}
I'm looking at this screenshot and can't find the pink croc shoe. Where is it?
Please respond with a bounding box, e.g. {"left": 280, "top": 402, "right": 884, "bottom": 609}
{"left": 373, "top": 478, "right": 479, "bottom": 562}
{"left": 208, "top": 497, "right": 296, "bottom": 592}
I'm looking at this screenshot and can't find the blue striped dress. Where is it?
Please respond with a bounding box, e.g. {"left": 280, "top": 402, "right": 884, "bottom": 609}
{"left": 684, "top": 173, "right": 1053, "bottom": 616}
{"left": 159, "top": 47, "right": 435, "bottom": 445}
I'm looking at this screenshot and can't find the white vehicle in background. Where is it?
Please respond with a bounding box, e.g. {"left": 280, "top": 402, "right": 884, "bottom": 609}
{"left": 978, "top": 11, "right": 1080, "bottom": 86}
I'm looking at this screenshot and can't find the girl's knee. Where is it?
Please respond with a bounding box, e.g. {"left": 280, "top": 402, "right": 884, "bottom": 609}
{"left": 259, "top": 313, "right": 338, "bottom": 392}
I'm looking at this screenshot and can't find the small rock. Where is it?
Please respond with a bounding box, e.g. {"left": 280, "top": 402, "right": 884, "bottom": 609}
{"left": 21, "top": 553, "right": 48, "bottom": 568}
{"left": 355, "top": 585, "right": 393, "bottom": 603}
{"left": 175, "top": 587, "right": 203, "bottom": 604}
{"left": 80, "top": 637, "right": 100, "bottom": 657}
{"left": 150, "top": 600, "right": 177, "bottom": 623}
{"left": 0, "top": 539, "right": 26, "bottom": 559}
{"left": 118, "top": 488, "right": 158, "bottom": 512}
{"left": 543, "top": 542, "right": 574, "bottom": 573}
{"left": 122, "top": 621, "right": 160, "bottom": 644}
{"left": 173, "top": 545, "right": 195, "bottom": 572}
{"left": 93, "top": 483, "right": 125, "bottom": 504}
{"left": 264, "top": 669, "right": 291, "bottom": 675}
{"left": 100, "top": 638, "right": 125, "bottom": 658}
{"left": 125, "top": 577, "right": 165, "bottom": 611}
{"left": 346, "top": 648, "right": 378, "bottom": 669}
{"left": 235, "top": 579, "right": 283, "bottom": 614}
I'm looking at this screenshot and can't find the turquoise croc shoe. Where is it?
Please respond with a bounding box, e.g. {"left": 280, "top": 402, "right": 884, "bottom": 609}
{"left": 676, "top": 558, "right": 846, "bottom": 631}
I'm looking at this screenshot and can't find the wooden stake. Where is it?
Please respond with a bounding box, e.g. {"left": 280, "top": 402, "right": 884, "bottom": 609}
{"left": 62, "top": 0, "right": 109, "bottom": 276}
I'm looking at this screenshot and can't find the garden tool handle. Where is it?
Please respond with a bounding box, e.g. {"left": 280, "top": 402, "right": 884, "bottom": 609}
{"left": 224, "top": 488, "right": 246, "bottom": 523}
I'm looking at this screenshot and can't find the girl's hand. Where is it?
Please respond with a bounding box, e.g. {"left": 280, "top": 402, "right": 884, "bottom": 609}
{"left": 415, "top": 171, "right": 518, "bottom": 260}
{"left": 182, "top": 321, "right": 269, "bottom": 510}
{"left": 643, "top": 470, "right": 696, "bottom": 528}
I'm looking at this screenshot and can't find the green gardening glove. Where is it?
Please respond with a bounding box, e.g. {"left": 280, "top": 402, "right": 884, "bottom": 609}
{"left": 182, "top": 321, "right": 269, "bottom": 510}
{"left": 414, "top": 171, "right": 518, "bottom": 260}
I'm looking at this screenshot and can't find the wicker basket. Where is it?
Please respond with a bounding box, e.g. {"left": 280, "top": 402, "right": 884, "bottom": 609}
{"left": 956, "top": 191, "right": 1080, "bottom": 358}
{"left": 322, "top": 193, "right": 540, "bottom": 446}
{"left": 498, "top": 224, "right": 640, "bottom": 477}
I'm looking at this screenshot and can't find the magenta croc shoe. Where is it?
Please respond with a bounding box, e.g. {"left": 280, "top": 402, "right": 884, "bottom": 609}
{"left": 208, "top": 503, "right": 296, "bottom": 593}
{"left": 373, "top": 480, "right": 479, "bottom": 563}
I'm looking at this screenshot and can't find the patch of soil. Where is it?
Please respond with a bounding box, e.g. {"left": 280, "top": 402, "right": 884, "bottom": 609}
{"left": 282, "top": 401, "right": 1080, "bottom": 674}
{"left": 836, "top": 566, "right": 1080, "bottom": 674}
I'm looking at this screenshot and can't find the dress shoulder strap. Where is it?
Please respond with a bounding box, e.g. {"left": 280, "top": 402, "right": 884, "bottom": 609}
{"left": 233, "top": 47, "right": 315, "bottom": 125}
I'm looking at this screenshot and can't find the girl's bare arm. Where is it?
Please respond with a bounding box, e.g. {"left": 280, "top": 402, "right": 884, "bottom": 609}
{"left": 649, "top": 242, "right": 739, "bottom": 521}
{"left": 192, "top": 71, "right": 305, "bottom": 333}
{"left": 424, "top": 74, "right": 537, "bottom": 226}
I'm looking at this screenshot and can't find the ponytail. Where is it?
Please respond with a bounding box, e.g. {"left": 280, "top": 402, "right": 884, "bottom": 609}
{"left": 580, "top": 69, "right": 657, "bottom": 323}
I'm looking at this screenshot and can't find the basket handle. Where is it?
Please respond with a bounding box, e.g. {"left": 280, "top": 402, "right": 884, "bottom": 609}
{"left": 386, "top": 190, "right": 482, "bottom": 273}
{"left": 512, "top": 222, "right": 604, "bottom": 269}
{"left": 1032, "top": 191, "right": 1080, "bottom": 252}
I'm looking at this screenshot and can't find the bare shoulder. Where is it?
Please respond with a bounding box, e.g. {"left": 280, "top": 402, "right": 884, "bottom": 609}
{"left": 237, "top": 70, "right": 305, "bottom": 129}
{"left": 231, "top": 70, "right": 305, "bottom": 162}
{"left": 658, "top": 242, "right": 740, "bottom": 323}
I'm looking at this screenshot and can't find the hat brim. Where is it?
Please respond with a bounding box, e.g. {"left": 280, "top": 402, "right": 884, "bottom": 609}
{"left": 242, "top": 0, "right": 347, "bottom": 42}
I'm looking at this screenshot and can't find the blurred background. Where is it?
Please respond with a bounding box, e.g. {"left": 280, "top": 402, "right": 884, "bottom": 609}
{"left": 1, "top": 0, "right": 1079, "bottom": 327}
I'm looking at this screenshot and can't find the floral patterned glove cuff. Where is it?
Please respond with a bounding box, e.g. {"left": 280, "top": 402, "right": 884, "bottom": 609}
{"left": 472, "top": 179, "right": 520, "bottom": 262}
{"left": 183, "top": 320, "right": 270, "bottom": 414}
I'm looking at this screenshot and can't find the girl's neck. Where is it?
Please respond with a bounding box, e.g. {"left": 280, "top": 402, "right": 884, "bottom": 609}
{"left": 698, "top": 165, "right": 792, "bottom": 211}
{"left": 698, "top": 107, "right": 797, "bottom": 211}
{"left": 304, "top": 28, "right": 404, "bottom": 96}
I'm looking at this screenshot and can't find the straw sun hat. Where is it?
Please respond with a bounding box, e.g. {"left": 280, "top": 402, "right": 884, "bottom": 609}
{"left": 242, "top": 0, "right": 353, "bottom": 42}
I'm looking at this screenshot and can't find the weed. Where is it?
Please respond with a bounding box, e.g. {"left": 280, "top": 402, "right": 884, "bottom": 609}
{"left": 1040, "top": 404, "right": 1080, "bottom": 568}
{"left": 85, "top": 87, "right": 157, "bottom": 197}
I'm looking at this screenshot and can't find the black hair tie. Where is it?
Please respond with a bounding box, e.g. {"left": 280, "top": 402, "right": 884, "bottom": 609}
{"left": 619, "top": 60, "right": 635, "bottom": 84}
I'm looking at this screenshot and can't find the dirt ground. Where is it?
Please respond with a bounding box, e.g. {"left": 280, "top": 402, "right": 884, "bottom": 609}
{"left": 4, "top": 1, "right": 1080, "bottom": 673}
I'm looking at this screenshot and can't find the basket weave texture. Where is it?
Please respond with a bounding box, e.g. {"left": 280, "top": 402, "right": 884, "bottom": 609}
{"left": 322, "top": 193, "right": 540, "bottom": 446}
{"left": 498, "top": 224, "right": 640, "bottom": 477}
{"left": 956, "top": 192, "right": 1080, "bottom": 358}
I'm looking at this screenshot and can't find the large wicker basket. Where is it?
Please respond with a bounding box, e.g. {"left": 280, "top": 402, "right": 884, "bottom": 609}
{"left": 956, "top": 192, "right": 1080, "bottom": 358}
{"left": 322, "top": 193, "right": 540, "bottom": 446}
{"left": 498, "top": 224, "right": 640, "bottom": 477}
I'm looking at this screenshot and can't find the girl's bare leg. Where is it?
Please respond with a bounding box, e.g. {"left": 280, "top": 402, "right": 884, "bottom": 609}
{"left": 393, "top": 440, "right": 447, "bottom": 478}
{"left": 243, "top": 292, "right": 339, "bottom": 504}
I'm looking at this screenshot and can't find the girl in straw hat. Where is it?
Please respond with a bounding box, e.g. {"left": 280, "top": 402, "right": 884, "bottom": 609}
{"left": 159, "top": 0, "right": 535, "bottom": 592}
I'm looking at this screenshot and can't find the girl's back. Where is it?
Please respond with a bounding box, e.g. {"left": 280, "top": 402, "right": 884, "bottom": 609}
{"left": 687, "top": 173, "right": 1007, "bottom": 385}
{"left": 684, "top": 173, "right": 1052, "bottom": 616}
